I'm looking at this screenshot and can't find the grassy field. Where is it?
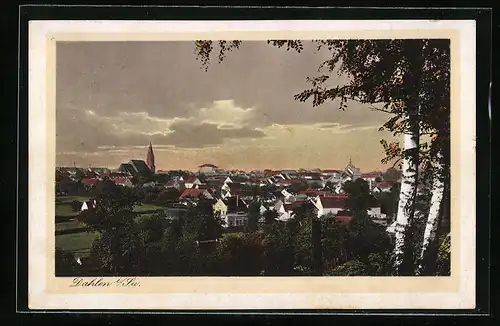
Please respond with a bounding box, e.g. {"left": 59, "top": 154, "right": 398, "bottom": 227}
{"left": 55, "top": 231, "right": 99, "bottom": 257}
{"left": 55, "top": 203, "right": 79, "bottom": 217}
{"left": 55, "top": 196, "right": 90, "bottom": 217}
{"left": 55, "top": 219, "right": 85, "bottom": 232}
{"left": 133, "top": 203, "right": 166, "bottom": 212}
{"left": 223, "top": 232, "right": 244, "bottom": 238}
{"left": 55, "top": 195, "right": 90, "bottom": 204}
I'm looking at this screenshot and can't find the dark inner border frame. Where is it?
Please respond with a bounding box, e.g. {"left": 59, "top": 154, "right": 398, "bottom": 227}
{"left": 15, "top": 5, "right": 492, "bottom": 318}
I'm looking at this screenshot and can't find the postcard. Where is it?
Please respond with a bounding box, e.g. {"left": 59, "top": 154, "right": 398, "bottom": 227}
{"left": 28, "top": 19, "right": 476, "bottom": 310}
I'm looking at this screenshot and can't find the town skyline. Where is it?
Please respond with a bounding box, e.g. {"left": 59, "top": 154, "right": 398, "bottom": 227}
{"left": 57, "top": 143, "right": 388, "bottom": 173}
{"left": 56, "top": 41, "right": 398, "bottom": 171}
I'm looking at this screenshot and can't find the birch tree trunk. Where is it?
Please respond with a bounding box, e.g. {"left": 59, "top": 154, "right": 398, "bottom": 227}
{"left": 417, "top": 150, "right": 445, "bottom": 273}
{"left": 393, "top": 117, "right": 420, "bottom": 275}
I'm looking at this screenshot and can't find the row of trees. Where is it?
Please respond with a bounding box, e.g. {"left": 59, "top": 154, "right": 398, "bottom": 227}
{"left": 56, "top": 179, "right": 392, "bottom": 276}
{"left": 194, "top": 39, "right": 451, "bottom": 276}
{"left": 56, "top": 178, "right": 449, "bottom": 276}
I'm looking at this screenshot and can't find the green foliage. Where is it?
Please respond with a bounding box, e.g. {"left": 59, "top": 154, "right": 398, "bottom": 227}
{"left": 70, "top": 200, "right": 82, "bottom": 212}
{"left": 343, "top": 179, "right": 377, "bottom": 216}
{"left": 382, "top": 167, "right": 403, "bottom": 182}
{"left": 246, "top": 201, "right": 260, "bottom": 232}
{"left": 261, "top": 223, "right": 295, "bottom": 275}
{"left": 310, "top": 182, "right": 323, "bottom": 189}
{"left": 435, "top": 233, "right": 451, "bottom": 276}
{"left": 55, "top": 248, "right": 80, "bottom": 276}
{"left": 155, "top": 188, "right": 181, "bottom": 205}
{"left": 288, "top": 181, "right": 309, "bottom": 194}
{"left": 326, "top": 260, "right": 369, "bottom": 276}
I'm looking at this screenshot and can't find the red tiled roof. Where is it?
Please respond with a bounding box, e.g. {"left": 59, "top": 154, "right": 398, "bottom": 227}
{"left": 180, "top": 188, "right": 205, "bottom": 199}
{"left": 361, "top": 173, "right": 381, "bottom": 179}
{"left": 248, "top": 178, "right": 267, "bottom": 182}
{"left": 320, "top": 197, "right": 347, "bottom": 209}
{"left": 81, "top": 178, "right": 99, "bottom": 185}
{"left": 276, "top": 179, "right": 294, "bottom": 185}
{"left": 111, "top": 177, "right": 129, "bottom": 184}
{"left": 322, "top": 169, "right": 342, "bottom": 173}
{"left": 284, "top": 200, "right": 309, "bottom": 211}
{"left": 185, "top": 176, "right": 198, "bottom": 183}
{"left": 199, "top": 164, "right": 218, "bottom": 168}
{"left": 335, "top": 215, "right": 353, "bottom": 223}
{"left": 376, "top": 181, "right": 395, "bottom": 189}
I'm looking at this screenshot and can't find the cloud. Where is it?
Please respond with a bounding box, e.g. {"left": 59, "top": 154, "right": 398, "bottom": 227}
{"left": 56, "top": 102, "right": 267, "bottom": 152}
{"left": 196, "top": 99, "right": 256, "bottom": 128}
{"left": 161, "top": 119, "right": 266, "bottom": 148}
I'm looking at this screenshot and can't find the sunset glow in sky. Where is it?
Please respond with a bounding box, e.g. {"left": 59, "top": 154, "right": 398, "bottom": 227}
{"left": 56, "top": 41, "right": 398, "bottom": 171}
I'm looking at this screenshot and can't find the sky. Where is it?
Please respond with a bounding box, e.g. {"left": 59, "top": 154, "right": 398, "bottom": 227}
{"left": 56, "top": 41, "right": 398, "bottom": 172}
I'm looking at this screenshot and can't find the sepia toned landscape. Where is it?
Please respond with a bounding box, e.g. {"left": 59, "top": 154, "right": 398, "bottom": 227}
{"left": 54, "top": 39, "right": 451, "bottom": 278}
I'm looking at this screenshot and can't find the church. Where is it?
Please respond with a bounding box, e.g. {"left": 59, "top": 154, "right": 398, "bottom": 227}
{"left": 117, "top": 142, "right": 156, "bottom": 177}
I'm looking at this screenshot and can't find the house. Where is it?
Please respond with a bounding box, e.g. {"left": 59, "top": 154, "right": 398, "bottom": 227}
{"left": 80, "top": 199, "right": 97, "bottom": 212}
{"left": 372, "top": 181, "right": 396, "bottom": 193}
{"left": 264, "top": 170, "right": 283, "bottom": 178}
{"left": 224, "top": 196, "right": 249, "bottom": 228}
{"left": 302, "top": 172, "right": 323, "bottom": 180}
{"left": 325, "top": 174, "right": 342, "bottom": 184}
{"left": 361, "top": 172, "right": 382, "bottom": 190}
{"left": 118, "top": 159, "right": 151, "bottom": 178}
{"left": 81, "top": 178, "right": 99, "bottom": 187}
{"left": 275, "top": 179, "right": 294, "bottom": 187}
{"left": 335, "top": 210, "right": 353, "bottom": 224}
{"left": 213, "top": 198, "right": 228, "bottom": 219}
{"left": 314, "top": 196, "right": 348, "bottom": 218}
{"left": 246, "top": 177, "right": 269, "bottom": 187}
{"left": 341, "top": 159, "right": 362, "bottom": 183}
{"left": 111, "top": 177, "right": 134, "bottom": 187}
{"left": 165, "top": 179, "right": 182, "bottom": 190}
{"left": 198, "top": 163, "right": 218, "bottom": 174}
{"left": 223, "top": 183, "right": 242, "bottom": 197}
{"left": 184, "top": 176, "right": 202, "bottom": 189}
{"left": 142, "top": 181, "right": 157, "bottom": 188}
{"left": 305, "top": 178, "right": 325, "bottom": 188}
{"left": 179, "top": 188, "right": 214, "bottom": 201}
{"left": 89, "top": 167, "right": 111, "bottom": 176}
{"left": 322, "top": 169, "right": 342, "bottom": 178}
{"left": 273, "top": 200, "right": 292, "bottom": 221}
{"left": 367, "top": 205, "right": 386, "bottom": 220}
{"left": 281, "top": 189, "right": 293, "bottom": 202}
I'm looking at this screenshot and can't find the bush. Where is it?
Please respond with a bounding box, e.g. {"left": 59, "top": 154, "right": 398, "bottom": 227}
{"left": 70, "top": 200, "right": 82, "bottom": 212}
{"left": 325, "top": 260, "right": 368, "bottom": 276}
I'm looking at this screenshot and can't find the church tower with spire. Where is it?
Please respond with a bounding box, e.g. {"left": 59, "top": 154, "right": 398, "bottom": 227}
{"left": 146, "top": 142, "right": 155, "bottom": 174}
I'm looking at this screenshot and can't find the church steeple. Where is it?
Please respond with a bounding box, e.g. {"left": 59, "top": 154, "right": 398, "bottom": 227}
{"left": 146, "top": 142, "right": 155, "bottom": 174}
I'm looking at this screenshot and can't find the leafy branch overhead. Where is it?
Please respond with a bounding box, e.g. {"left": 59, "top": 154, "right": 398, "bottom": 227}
{"left": 194, "top": 39, "right": 450, "bottom": 167}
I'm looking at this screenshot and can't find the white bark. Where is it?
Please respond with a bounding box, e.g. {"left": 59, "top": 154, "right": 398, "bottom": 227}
{"left": 393, "top": 121, "right": 419, "bottom": 273}
{"left": 418, "top": 151, "right": 445, "bottom": 272}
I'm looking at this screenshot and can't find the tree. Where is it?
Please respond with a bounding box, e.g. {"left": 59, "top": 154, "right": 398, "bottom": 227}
{"left": 262, "top": 209, "right": 279, "bottom": 224}
{"left": 70, "top": 200, "right": 82, "bottom": 212}
{"left": 156, "top": 188, "right": 181, "bottom": 205}
{"left": 310, "top": 181, "right": 323, "bottom": 190}
{"left": 195, "top": 38, "right": 450, "bottom": 275}
{"left": 77, "top": 180, "right": 142, "bottom": 274}
{"left": 343, "top": 179, "right": 374, "bottom": 219}
{"left": 182, "top": 199, "right": 223, "bottom": 242}
{"left": 261, "top": 222, "right": 295, "bottom": 275}
{"left": 382, "top": 167, "right": 402, "bottom": 182}
{"left": 288, "top": 181, "right": 309, "bottom": 194}
{"left": 246, "top": 201, "right": 260, "bottom": 232}
{"left": 55, "top": 248, "right": 80, "bottom": 276}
